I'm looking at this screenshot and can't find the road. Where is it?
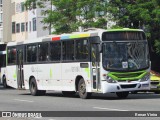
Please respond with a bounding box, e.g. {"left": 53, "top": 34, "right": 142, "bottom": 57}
{"left": 0, "top": 84, "right": 160, "bottom": 120}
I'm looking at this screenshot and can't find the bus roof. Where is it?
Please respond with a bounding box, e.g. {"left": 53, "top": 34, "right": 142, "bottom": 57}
{"left": 6, "top": 28, "right": 144, "bottom": 46}
{"left": 106, "top": 28, "right": 144, "bottom": 32}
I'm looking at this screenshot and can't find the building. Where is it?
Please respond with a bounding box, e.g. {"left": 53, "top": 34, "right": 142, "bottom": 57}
{"left": 27, "top": 2, "right": 50, "bottom": 40}
{"left": 3, "top": 0, "right": 50, "bottom": 43}
{"left": 11, "top": 0, "right": 28, "bottom": 42}
{"left": 3, "top": 0, "right": 12, "bottom": 43}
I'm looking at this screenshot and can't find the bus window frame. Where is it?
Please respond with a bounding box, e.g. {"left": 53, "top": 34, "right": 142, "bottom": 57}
{"left": 37, "top": 42, "right": 50, "bottom": 62}
{"left": 49, "top": 41, "right": 62, "bottom": 63}
{"left": 26, "top": 43, "right": 38, "bottom": 64}
{"left": 74, "top": 38, "right": 90, "bottom": 62}
{"left": 7, "top": 46, "right": 17, "bottom": 66}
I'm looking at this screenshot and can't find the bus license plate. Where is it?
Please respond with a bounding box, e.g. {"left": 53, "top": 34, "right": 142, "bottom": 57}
{"left": 150, "top": 85, "right": 157, "bottom": 89}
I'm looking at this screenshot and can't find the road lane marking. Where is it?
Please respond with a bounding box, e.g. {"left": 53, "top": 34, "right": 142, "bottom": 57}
{"left": 93, "top": 107, "right": 129, "bottom": 111}
{"left": 14, "top": 99, "right": 34, "bottom": 103}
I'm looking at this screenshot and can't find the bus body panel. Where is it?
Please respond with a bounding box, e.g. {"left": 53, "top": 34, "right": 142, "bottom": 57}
{"left": 6, "top": 66, "right": 17, "bottom": 88}
{"left": 37, "top": 63, "right": 62, "bottom": 90}
{"left": 23, "top": 64, "right": 38, "bottom": 89}
{"left": 23, "top": 62, "right": 92, "bottom": 92}
{"left": 61, "top": 62, "right": 92, "bottom": 92}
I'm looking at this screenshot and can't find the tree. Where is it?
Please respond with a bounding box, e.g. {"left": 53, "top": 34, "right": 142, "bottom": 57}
{"left": 107, "top": 0, "right": 160, "bottom": 71}
{"left": 25, "top": 0, "right": 108, "bottom": 34}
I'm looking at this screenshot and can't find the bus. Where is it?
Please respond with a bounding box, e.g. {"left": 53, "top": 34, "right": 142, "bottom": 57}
{"left": 1, "top": 28, "right": 150, "bottom": 99}
{"left": 0, "top": 42, "right": 6, "bottom": 85}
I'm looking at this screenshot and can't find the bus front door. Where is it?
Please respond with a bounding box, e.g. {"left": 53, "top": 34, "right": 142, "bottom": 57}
{"left": 91, "top": 44, "right": 100, "bottom": 91}
{"left": 16, "top": 46, "right": 24, "bottom": 89}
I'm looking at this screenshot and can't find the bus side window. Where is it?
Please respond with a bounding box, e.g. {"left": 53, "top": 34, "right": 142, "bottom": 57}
{"left": 50, "top": 42, "right": 61, "bottom": 61}
{"left": 75, "top": 39, "right": 89, "bottom": 60}
{"left": 38, "top": 43, "right": 49, "bottom": 62}
{"left": 62, "top": 40, "right": 74, "bottom": 61}
{"left": 27, "top": 44, "right": 37, "bottom": 63}
{"left": 8, "top": 47, "right": 16, "bottom": 65}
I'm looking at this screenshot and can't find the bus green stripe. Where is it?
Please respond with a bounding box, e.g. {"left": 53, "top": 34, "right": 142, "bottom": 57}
{"left": 108, "top": 70, "right": 148, "bottom": 80}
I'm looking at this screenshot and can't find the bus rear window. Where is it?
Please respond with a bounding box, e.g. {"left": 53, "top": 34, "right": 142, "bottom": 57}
{"left": 102, "top": 31, "right": 146, "bottom": 41}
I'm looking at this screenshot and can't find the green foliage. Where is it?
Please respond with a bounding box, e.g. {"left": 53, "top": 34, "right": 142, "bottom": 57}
{"left": 25, "top": 0, "right": 108, "bottom": 34}
{"left": 154, "top": 40, "right": 160, "bottom": 54}
{"left": 107, "top": 0, "right": 160, "bottom": 55}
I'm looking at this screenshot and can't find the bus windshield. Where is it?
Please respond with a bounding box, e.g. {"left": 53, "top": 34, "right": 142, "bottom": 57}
{"left": 102, "top": 41, "right": 150, "bottom": 71}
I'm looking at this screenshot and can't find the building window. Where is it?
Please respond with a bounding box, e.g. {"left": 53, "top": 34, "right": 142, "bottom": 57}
{"left": 32, "top": 18, "right": 36, "bottom": 31}
{"left": 16, "top": 3, "right": 21, "bottom": 13}
{"left": 21, "top": 2, "right": 25, "bottom": 12}
{"left": 12, "top": 22, "right": 16, "bottom": 33}
{"left": 16, "top": 23, "right": 20, "bottom": 33}
{"left": 33, "top": 2, "right": 36, "bottom": 9}
{"left": 21, "top": 23, "right": 25, "bottom": 32}
{"left": 0, "top": 0, "right": 2, "bottom": 5}
{"left": 0, "top": 13, "right": 2, "bottom": 22}
{"left": 0, "top": 29, "right": 2, "bottom": 38}
{"left": 0, "top": 5, "right": 2, "bottom": 12}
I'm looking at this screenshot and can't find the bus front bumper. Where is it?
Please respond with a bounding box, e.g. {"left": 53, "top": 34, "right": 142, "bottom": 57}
{"left": 101, "top": 81, "right": 150, "bottom": 93}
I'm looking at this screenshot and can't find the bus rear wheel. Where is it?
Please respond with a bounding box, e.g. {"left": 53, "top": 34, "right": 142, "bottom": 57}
{"left": 29, "top": 78, "right": 46, "bottom": 96}
{"left": 78, "top": 78, "right": 91, "bottom": 99}
{"left": 116, "top": 91, "right": 129, "bottom": 99}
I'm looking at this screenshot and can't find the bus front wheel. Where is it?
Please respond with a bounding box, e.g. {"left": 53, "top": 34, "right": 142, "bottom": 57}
{"left": 116, "top": 91, "right": 129, "bottom": 99}
{"left": 78, "top": 78, "right": 91, "bottom": 99}
{"left": 29, "top": 78, "right": 46, "bottom": 96}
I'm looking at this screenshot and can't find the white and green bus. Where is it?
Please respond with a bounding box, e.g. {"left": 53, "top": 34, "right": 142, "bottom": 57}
{"left": 1, "top": 28, "right": 150, "bottom": 99}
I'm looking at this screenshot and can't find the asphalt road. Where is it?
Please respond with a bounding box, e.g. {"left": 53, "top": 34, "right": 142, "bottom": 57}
{"left": 0, "top": 84, "right": 160, "bottom": 120}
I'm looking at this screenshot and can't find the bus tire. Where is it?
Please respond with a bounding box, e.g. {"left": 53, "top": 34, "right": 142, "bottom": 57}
{"left": 62, "top": 91, "right": 76, "bottom": 96}
{"left": 116, "top": 91, "right": 129, "bottom": 99}
{"left": 78, "top": 78, "right": 91, "bottom": 99}
{"left": 29, "top": 78, "right": 46, "bottom": 96}
{"left": 2, "top": 76, "right": 8, "bottom": 88}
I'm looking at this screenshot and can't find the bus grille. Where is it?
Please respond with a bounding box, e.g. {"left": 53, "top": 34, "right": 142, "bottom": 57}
{"left": 151, "top": 81, "right": 160, "bottom": 85}
{"left": 120, "top": 84, "right": 137, "bottom": 89}
{"left": 113, "top": 73, "right": 142, "bottom": 78}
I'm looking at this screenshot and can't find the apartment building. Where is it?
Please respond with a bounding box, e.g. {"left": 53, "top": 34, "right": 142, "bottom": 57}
{"left": 3, "top": 0, "right": 49, "bottom": 43}
{"left": 28, "top": 3, "right": 50, "bottom": 40}
{"left": 11, "top": 0, "right": 28, "bottom": 42}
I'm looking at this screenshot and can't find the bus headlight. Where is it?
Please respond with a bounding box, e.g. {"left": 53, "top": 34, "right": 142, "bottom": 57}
{"left": 106, "top": 76, "right": 117, "bottom": 83}
{"left": 140, "top": 73, "right": 150, "bottom": 82}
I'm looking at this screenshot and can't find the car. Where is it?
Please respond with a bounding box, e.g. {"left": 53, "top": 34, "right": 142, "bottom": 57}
{"left": 131, "top": 70, "right": 160, "bottom": 94}
{"left": 150, "top": 70, "right": 160, "bottom": 94}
